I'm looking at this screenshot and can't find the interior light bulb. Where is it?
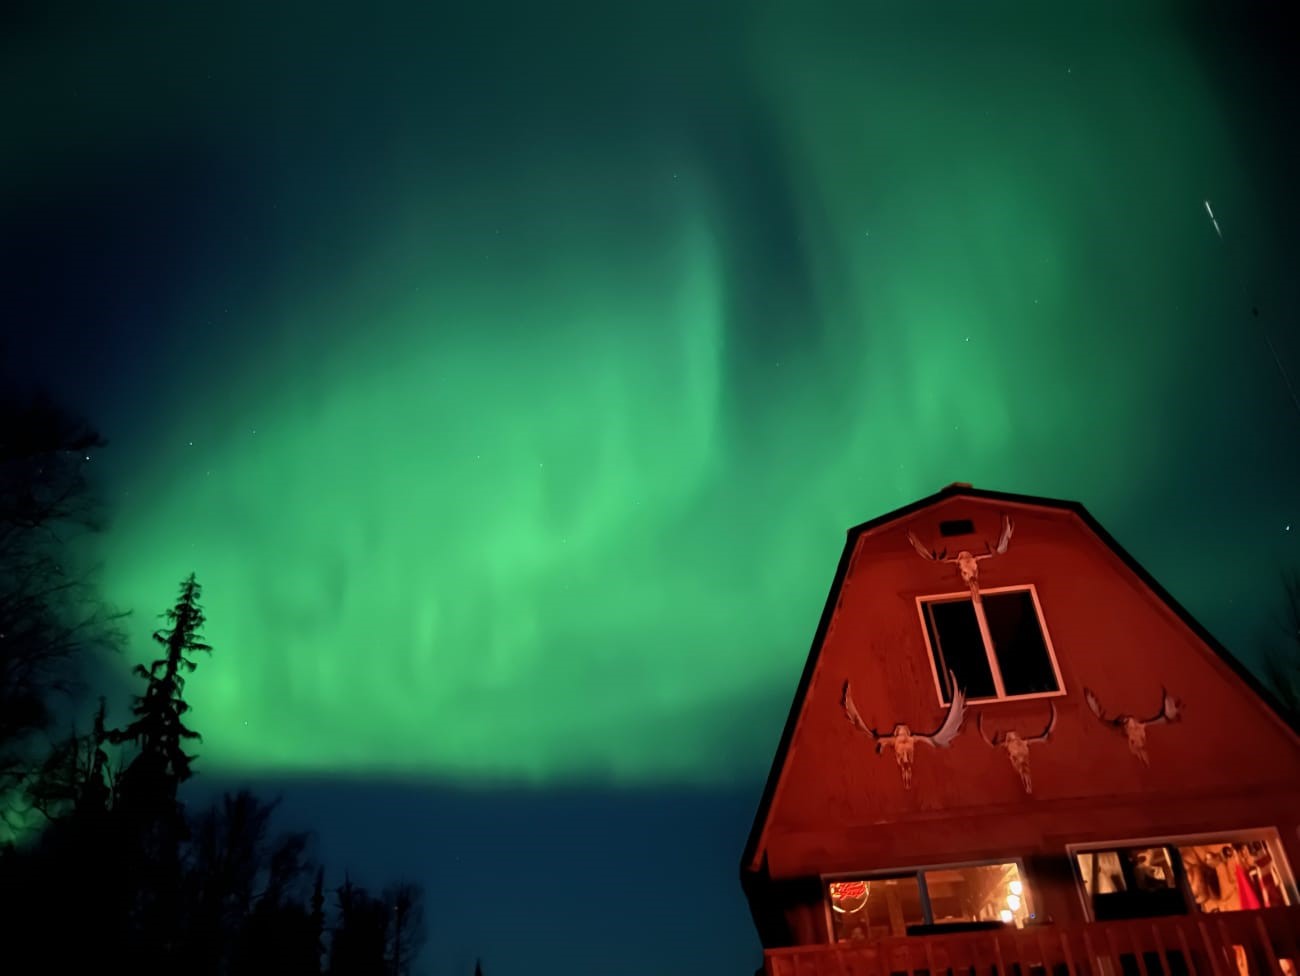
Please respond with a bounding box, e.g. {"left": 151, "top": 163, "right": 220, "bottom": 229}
{"left": 1009, "top": 880, "right": 1023, "bottom": 896}
{"left": 999, "top": 909, "right": 1014, "bottom": 923}
{"left": 1006, "top": 894, "right": 1022, "bottom": 911}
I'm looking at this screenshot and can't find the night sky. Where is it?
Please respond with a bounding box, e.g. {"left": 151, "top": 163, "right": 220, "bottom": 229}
{"left": 3, "top": 2, "right": 1298, "bottom": 973}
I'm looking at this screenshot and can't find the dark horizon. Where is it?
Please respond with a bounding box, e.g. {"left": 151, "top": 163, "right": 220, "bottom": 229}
{"left": 182, "top": 776, "right": 761, "bottom": 974}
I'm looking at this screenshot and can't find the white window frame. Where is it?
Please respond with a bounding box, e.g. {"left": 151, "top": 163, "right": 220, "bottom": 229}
{"left": 1067, "top": 828, "right": 1299, "bottom": 922}
{"left": 821, "top": 857, "right": 1034, "bottom": 942}
{"left": 915, "top": 583, "right": 1066, "bottom": 705}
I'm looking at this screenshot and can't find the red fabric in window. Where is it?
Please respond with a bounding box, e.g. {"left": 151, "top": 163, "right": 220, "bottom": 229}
{"left": 1234, "top": 863, "right": 1262, "bottom": 910}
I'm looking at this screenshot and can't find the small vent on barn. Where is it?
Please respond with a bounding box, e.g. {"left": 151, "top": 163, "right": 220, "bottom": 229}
{"left": 939, "top": 519, "right": 975, "bottom": 537}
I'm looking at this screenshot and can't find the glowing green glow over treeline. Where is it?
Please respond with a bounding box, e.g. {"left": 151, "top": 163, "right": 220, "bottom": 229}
{"left": 9, "top": 3, "right": 1295, "bottom": 783}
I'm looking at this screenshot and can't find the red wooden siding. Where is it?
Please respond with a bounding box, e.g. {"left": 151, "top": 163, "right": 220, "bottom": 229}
{"left": 745, "top": 489, "right": 1300, "bottom": 941}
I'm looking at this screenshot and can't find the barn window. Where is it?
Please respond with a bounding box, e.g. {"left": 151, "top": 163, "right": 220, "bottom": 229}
{"left": 826, "top": 861, "right": 1030, "bottom": 942}
{"left": 1071, "top": 831, "right": 1295, "bottom": 920}
{"left": 919, "top": 586, "right": 1062, "bottom": 703}
{"left": 1074, "top": 845, "right": 1185, "bottom": 920}
{"left": 826, "top": 876, "right": 924, "bottom": 941}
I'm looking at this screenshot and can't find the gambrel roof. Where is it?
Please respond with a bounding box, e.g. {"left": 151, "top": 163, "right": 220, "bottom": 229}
{"left": 740, "top": 483, "right": 1299, "bottom": 878}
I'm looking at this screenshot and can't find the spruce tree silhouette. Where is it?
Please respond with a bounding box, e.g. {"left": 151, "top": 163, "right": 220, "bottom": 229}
{"left": 109, "top": 573, "right": 213, "bottom": 971}
{"left": 81, "top": 695, "right": 114, "bottom": 814}
{"left": 24, "top": 696, "right": 114, "bottom": 822}
{"left": 1, "top": 564, "right": 432, "bottom": 976}
{"left": 311, "top": 866, "right": 327, "bottom": 965}
{"left": 113, "top": 573, "right": 212, "bottom": 813}
{"left": 385, "top": 881, "right": 426, "bottom": 976}
{"left": 331, "top": 876, "right": 391, "bottom": 976}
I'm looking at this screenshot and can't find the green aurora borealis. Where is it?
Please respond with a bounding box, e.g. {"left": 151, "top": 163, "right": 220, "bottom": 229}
{"left": 6, "top": 2, "right": 1297, "bottom": 785}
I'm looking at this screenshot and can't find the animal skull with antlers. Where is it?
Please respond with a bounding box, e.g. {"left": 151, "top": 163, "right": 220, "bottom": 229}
{"left": 978, "top": 702, "right": 1057, "bottom": 794}
{"left": 842, "top": 674, "right": 967, "bottom": 789}
{"left": 1084, "top": 687, "right": 1182, "bottom": 765}
{"left": 907, "top": 515, "right": 1015, "bottom": 601}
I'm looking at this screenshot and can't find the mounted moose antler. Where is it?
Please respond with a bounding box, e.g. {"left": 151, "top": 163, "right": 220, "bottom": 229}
{"left": 978, "top": 702, "right": 1056, "bottom": 794}
{"left": 1084, "top": 687, "right": 1182, "bottom": 766}
{"left": 842, "top": 673, "right": 967, "bottom": 789}
{"left": 907, "top": 515, "right": 1014, "bottom": 602}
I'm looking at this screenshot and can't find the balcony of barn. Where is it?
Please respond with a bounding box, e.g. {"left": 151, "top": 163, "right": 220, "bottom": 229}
{"left": 762, "top": 905, "right": 1300, "bottom": 976}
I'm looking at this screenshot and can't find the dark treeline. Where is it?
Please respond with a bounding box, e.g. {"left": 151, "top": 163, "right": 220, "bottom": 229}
{"left": 0, "top": 394, "right": 432, "bottom": 975}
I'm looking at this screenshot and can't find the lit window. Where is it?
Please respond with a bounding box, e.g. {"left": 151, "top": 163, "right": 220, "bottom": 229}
{"left": 1075, "top": 846, "right": 1183, "bottom": 921}
{"left": 827, "top": 876, "right": 924, "bottom": 942}
{"left": 924, "top": 863, "right": 1030, "bottom": 928}
{"left": 1179, "top": 836, "right": 1295, "bottom": 913}
{"left": 1073, "top": 832, "right": 1295, "bottom": 920}
{"left": 920, "top": 587, "right": 1061, "bottom": 703}
{"left": 827, "top": 862, "right": 1029, "bottom": 942}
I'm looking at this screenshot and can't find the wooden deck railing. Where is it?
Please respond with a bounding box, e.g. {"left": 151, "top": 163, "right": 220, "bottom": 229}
{"left": 764, "top": 906, "right": 1300, "bottom": 976}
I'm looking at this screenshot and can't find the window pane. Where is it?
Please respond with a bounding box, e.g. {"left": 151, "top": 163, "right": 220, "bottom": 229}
{"left": 1075, "top": 847, "right": 1186, "bottom": 920}
{"left": 1130, "top": 847, "right": 1177, "bottom": 890}
{"left": 1077, "top": 851, "right": 1127, "bottom": 896}
{"left": 828, "top": 876, "right": 925, "bottom": 942}
{"left": 1179, "top": 837, "right": 1294, "bottom": 912}
{"left": 924, "top": 599, "right": 995, "bottom": 700}
{"left": 983, "top": 591, "right": 1058, "bottom": 695}
{"left": 923, "top": 863, "right": 1028, "bottom": 927}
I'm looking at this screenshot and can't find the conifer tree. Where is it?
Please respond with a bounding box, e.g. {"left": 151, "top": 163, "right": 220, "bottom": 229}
{"left": 105, "top": 573, "right": 212, "bottom": 968}
{"left": 311, "top": 866, "right": 327, "bottom": 969}
{"left": 24, "top": 697, "right": 112, "bottom": 822}
{"left": 80, "top": 696, "right": 113, "bottom": 815}
{"left": 113, "top": 573, "right": 212, "bottom": 812}
{"left": 385, "top": 882, "right": 426, "bottom": 976}
{"left": 331, "top": 877, "right": 389, "bottom": 976}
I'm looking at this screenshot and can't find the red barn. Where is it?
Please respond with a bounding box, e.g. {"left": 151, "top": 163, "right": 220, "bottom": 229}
{"left": 741, "top": 485, "right": 1300, "bottom": 976}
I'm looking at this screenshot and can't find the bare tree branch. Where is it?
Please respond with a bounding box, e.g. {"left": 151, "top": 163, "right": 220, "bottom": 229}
{"left": 0, "top": 393, "right": 124, "bottom": 824}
